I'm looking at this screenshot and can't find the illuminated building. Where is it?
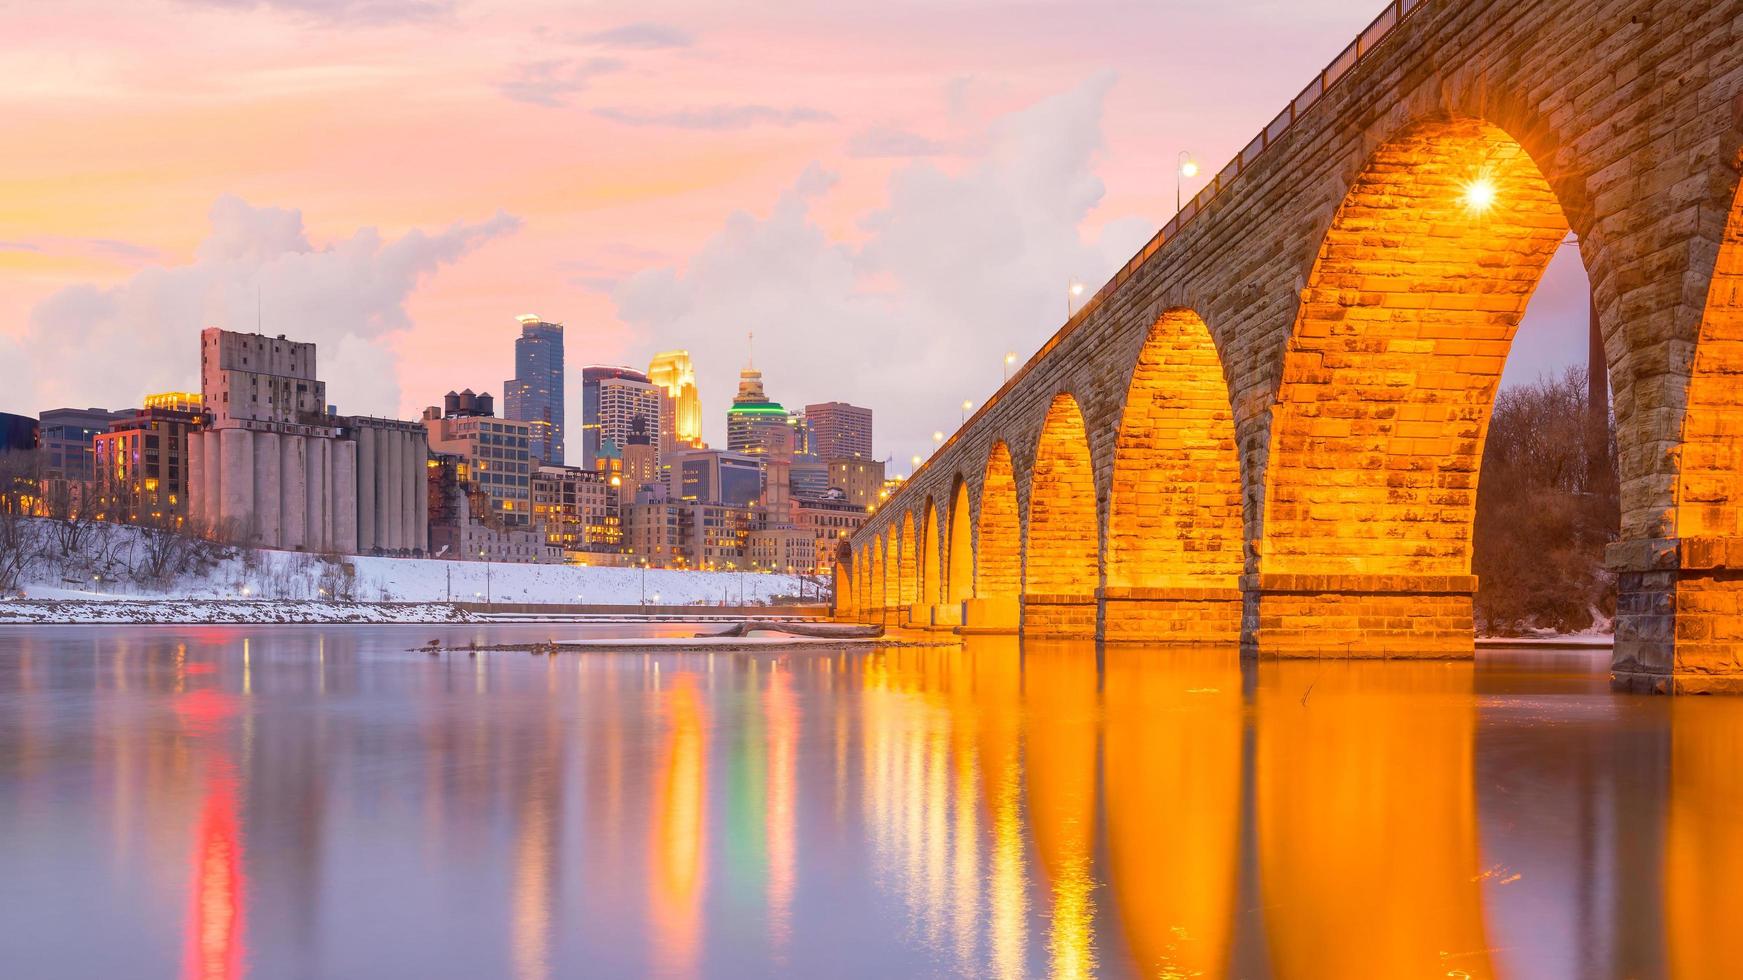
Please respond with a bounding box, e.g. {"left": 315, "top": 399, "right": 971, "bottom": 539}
{"left": 38, "top": 406, "right": 126, "bottom": 480}
{"left": 667, "top": 448, "right": 762, "bottom": 508}
{"left": 427, "top": 451, "right": 550, "bottom": 562}
{"left": 92, "top": 393, "right": 206, "bottom": 524}
{"left": 789, "top": 455, "right": 829, "bottom": 499}
{"left": 725, "top": 366, "right": 791, "bottom": 457}
{"left": 620, "top": 416, "right": 660, "bottom": 506}
{"left": 580, "top": 366, "right": 652, "bottom": 470}
{"left": 623, "top": 500, "right": 684, "bottom": 567}
{"left": 531, "top": 464, "right": 621, "bottom": 556}
{"left": 503, "top": 315, "right": 565, "bottom": 466}
{"left": 829, "top": 457, "right": 886, "bottom": 509}
{"left": 423, "top": 392, "right": 533, "bottom": 527}
{"left": 647, "top": 350, "right": 703, "bottom": 458}
{"left": 805, "top": 401, "right": 872, "bottom": 461}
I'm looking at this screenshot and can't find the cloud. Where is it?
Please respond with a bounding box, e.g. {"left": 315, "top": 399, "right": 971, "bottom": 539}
{"left": 498, "top": 56, "right": 625, "bottom": 107}
{"left": 573, "top": 23, "right": 693, "bottom": 49}
{"left": 10, "top": 196, "right": 520, "bottom": 419}
{"left": 846, "top": 125, "right": 953, "bottom": 159}
{"left": 612, "top": 72, "right": 1147, "bottom": 460}
{"left": 181, "top": 0, "right": 453, "bottom": 25}
{"left": 593, "top": 104, "right": 835, "bottom": 131}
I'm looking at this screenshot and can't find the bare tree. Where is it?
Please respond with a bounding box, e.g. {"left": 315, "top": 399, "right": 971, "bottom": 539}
{"left": 43, "top": 478, "right": 101, "bottom": 559}
{"left": 1474, "top": 366, "right": 1620, "bottom": 634}
{"left": 0, "top": 449, "right": 43, "bottom": 592}
{"left": 133, "top": 509, "right": 216, "bottom": 586}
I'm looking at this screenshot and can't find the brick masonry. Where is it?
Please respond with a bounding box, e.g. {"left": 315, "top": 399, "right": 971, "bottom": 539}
{"left": 841, "top": 0, "right": 1743, "bottom": 690}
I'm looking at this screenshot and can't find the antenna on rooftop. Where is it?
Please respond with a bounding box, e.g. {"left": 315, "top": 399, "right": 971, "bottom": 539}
{"left": 747, "top": 330, "right": 755, "bottom": 369}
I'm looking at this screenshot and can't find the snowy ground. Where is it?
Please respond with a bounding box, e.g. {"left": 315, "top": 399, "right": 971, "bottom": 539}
{"left": 8, "top": 519, "right": 822, "bottom": 621}
{"left": 0, "top": 599, "right": 471, "bottom": 625}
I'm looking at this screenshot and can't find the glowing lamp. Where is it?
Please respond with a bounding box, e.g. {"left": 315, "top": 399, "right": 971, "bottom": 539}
{"left": 1463, "top": 177, "right": 1497, "bottom": 213}
{"left": 1180, "top": 160, "right": 1199, "bottom": 178}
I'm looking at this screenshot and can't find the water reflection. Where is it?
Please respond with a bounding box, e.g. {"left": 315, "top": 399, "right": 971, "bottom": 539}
{"left": 1103, "top": 649, "right": 1241, "bottom": 978}
{"left": 0, "top": 626, "right": 1707, "bottom": 977}
{"left": 650, "top": 673, "right": 706, "bottom": 977}
{"left": 1257, "top": 661, "right": 1491, "bottom": 979}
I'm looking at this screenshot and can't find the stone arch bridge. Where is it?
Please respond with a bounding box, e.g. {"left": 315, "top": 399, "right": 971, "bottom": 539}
{"left": 837, "top": 0, "right": 1743, "bottom": 693}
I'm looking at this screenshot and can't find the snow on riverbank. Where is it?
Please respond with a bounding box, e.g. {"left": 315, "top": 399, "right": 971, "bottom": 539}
{"left": 15, "top": 519, "right": 814, "bottom": 607}
{"left": 0, "top": 599, "right": 471, "bottom": 625}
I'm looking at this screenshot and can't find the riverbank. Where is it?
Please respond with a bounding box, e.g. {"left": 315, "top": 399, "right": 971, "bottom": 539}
{"left": 0, "top": 598, "right": 830, "bottom": 625}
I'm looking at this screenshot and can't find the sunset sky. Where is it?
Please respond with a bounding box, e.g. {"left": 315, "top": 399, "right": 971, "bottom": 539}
{"left": 0, "top": 0, "right": 1592, "bottom": 466}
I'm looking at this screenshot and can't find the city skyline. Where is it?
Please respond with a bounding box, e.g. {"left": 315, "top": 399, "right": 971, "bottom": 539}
{"left": 0, "top": 0, "right": 1596, "bottom": 468}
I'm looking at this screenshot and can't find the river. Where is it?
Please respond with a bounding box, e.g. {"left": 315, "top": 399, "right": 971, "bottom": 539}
{"left": 0, "top": 624, "right": 1728, "bottom": 978}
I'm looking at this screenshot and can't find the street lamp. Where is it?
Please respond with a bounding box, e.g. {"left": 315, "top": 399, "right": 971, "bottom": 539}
{"left": 1003, "top": 351, "right": 1017, "bottom": 382}
{"left": 1463, "top": 176, "right": 1497, "bottom": 213}
{"left": 961, "top": 399, "right": 974, "bottom": 423}
{"left": 910, "top": 454, "right": 922, "bottom": 476}
{"left": 1177, "top": 151, "right": 1199, "bottom": 212}
{"left": 1068, "top": 279, "right": 1085, "bottom": 317}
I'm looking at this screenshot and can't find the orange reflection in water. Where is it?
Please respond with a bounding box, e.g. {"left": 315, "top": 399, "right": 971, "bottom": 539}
{"left": 968, "top": 640, "right": 1028, "bottom": 980}
{"left": 764, "top": 664, "right": 798, "bottom": 955}
{"left": 1257, "top": 661, "right": 1493, "bottom": 980}
{"left": 179, "top": 688, "right": 246, "bottom": 980}
{"left": 1667, "top": 699, "right": 1743, "bottom": 977}
{"left": 1103, "top": 648, "right": 1241, "bottom": 978}
{"left": 1022, "top": 644, "right": 1100, "bottom": 980}
{"left": 650, "top": 675, "right": 708, "bottom": 976}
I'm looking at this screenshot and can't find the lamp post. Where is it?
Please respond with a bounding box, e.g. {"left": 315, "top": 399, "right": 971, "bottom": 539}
{"left": 1003, "top": 351, "right": 1017, "bottom": 382}
{"left": 1067, "top": 280, "right": 1085, "bottom": 317}
{"left": 1177, "top": 151, "right": 1199, "bottom": 212}
{"left": 480, "top": 549, "right": 491, "bottom": 605}
{"left": 910, "top": 454, "right": 922, "bottom": 477}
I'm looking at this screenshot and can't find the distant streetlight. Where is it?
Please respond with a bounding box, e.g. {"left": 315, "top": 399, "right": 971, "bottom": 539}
{"left": 1068, "top": 279, "right": 1086, "bottom": 317}
{"left": 1177, "top": 151, "right": 1199, "bottom": 211}
{"left": 1003, "top": 351, "right": 1017, "bottom": 382}
{"left": 961, "top": 399, "right": 974, "bottom": 423}
{"left": 910, "top": 454, "right": 922, "bottom": 474}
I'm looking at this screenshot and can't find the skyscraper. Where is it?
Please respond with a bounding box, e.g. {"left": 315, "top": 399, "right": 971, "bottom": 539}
{"left": 647, "top": 350, "right": 703, "bottom": 457}
{"left": 503, "top": 315, "right": 564, "bottom": 466}
{"left": 805, "top": 402, "right": 873, "bottom": 461}
{"left": 726, "top": 366, "right": 792, "bottom": 457}
{"left": 596, "top": 374, "right": 664, "bottom": 471}
{"left": 580, "top": 366, "right": 651, "bottom": 469}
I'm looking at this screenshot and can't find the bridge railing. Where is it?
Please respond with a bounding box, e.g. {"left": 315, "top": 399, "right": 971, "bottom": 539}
{"left": 874, "top": 0, "right": 1428, "bottom": 521}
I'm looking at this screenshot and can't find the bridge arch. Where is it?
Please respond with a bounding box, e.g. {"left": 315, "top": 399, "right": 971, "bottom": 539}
{"left": 1105, "top": 307, "right": 1245, "bottom": 641}
{"left": 871, "top": 533, "right": 888, "bottom": 616}
{"left": 1677, "top": 179, "right": 1743, "bottom": 537}
{"left": 967, "top": 441, "right": 1023, "bottom": 633}
{"left": 920, "top": 496, "right": 942, "bottom": 608}
{"left": 1253, "top": 114, "right": 1580, "bottom": 655}
{"left": 859, "top": 544, "right": 872, "bottom": 615}
{"left": 1642, "top": 177, "right": 1743, "bottom": 684}
{"left": 946, "top": 475, "right": 974, "bottom": 606}
{"left": 1024, "top": 392, "right": 1101, "bottom": 638}
{"left": 834, "top": 544, "right": 856, "bottom": 617}
{"left": 896, "top": 510, "right": 917, "bottom": 621}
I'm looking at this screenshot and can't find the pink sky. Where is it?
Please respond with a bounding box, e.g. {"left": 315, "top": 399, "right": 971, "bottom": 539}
{"left": 0, "top": 0, "right": 1590, "bottom": 466}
